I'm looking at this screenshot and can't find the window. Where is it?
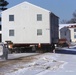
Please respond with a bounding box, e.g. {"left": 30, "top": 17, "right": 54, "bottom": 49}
{"left": 9, "top": 15, "right": 14, "bottom": 21}
{"left": 37, "top": 14, "right": 42, "bottom": 21}
{"left": 9, "top": 30, "right": 14, "bottom": 36}
{"left": 37, "top": 29, "right": 42, "bottom": 35}
{"left": 74, "top": 33, "right": 76, "bottom": 38}
{"left": 65, "top": 31, "right": 66, "bottom": 36}
{"left": 74, "top": 29, "right": 76, "bottom": 32}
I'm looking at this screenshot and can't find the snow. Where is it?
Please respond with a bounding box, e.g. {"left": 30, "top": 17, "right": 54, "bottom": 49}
{"left": 8, "top": 53, "right": 39, "bottom": 59}
{"left": 0, "top": 45, "right": 3, "bottom": 56}
{"left": 1, "top": 46, "right": 76, "bottom": 75}
{"left": 5, "top": 53, "right": 67, "bottom": 75}
{"left": 59, "top": 23, "right": 76, "bottom": 29}
{"left": 58, "top": 46, "right": 76, "bottom": 52}
{"left": 0, "top": 53, "right": 39, "bottom": 61}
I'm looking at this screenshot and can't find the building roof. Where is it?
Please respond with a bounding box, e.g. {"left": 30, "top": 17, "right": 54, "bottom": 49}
{"left": 59, "top": 23, "right": 76, "bottom": 29}
{"left": 67, "top": 25, "right": 76, "bottom": 28}
{"left": 1, "top": 1, "right": 58, "bottom": 17}
{"left": 2, "top": 1, "right": 50, "bottom": 13}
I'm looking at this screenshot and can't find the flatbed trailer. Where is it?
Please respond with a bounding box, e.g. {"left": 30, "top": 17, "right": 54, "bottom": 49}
{"left": 6, "top": 41, "right": 57, "bottom": 53}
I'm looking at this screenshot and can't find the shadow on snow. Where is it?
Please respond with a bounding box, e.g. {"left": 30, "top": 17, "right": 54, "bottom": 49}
{"left": 56, "top": 48, "right": 76, "bottom": 55}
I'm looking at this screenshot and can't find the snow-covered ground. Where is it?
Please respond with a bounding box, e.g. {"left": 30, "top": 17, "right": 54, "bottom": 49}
{"left": 5, "top": 53, "right": 76, "bottom": 75}
{"left": 1, "top": 46, "right": 76, "bottom": 75}
{"left": 0, "top": 53, "right": 39, "bottom": 61}
{"left": 4, "top": 53, "right": 66, "bottom": 75}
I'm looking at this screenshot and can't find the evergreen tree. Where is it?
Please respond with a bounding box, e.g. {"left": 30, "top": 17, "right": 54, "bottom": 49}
{"left": 0, "top": 0, "right": 9, "bottom": 11}
{"left": 0, "top": 0, "right": 9, "bottom": 30}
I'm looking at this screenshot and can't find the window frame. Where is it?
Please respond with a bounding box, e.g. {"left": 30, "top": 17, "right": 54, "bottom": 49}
{"left": 9, "top": 30, "right": 14, "bottom": 36}
{"left": 37, "top": 29, "right": 42, "bottom": 36}
{"left": 9, "top": 15, "right": 14, "bottom": 21}
{"left": 74, "top": 33, "right": 76, "bottom": 39}
{"left": 37, "top": 14, "right": 42, "bottom": 21}
{"left": 74, "top": 28, "right": 76, "bottom": 32}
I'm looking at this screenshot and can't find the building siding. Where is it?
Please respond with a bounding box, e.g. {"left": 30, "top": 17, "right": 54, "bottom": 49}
{"left": 60, "top": 24, "right": 76, "bottom": 43}
{"left": 2, "top": 2, "right": 59, "bottom": 44}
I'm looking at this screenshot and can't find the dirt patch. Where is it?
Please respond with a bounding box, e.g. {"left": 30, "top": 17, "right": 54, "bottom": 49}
{"left": 0, "top": 55, "right": 38, "bottom": 75}
{"left": 0, "top": 56, "right": 36, "bottom": 68}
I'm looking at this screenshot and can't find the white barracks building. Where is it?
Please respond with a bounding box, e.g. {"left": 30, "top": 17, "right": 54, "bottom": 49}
{"left": 2, "top": 2, "right": 59, "bottom": 45}
{"left": 60, "top": 23, "right": 76, "bottom": 43}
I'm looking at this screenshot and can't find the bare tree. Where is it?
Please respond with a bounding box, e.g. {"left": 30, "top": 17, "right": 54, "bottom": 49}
{"left": 60, "top": 20, "right": 68, "bottom": 24}
{"left": 61, "top": 10, "right": 76, "bottom": 24}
